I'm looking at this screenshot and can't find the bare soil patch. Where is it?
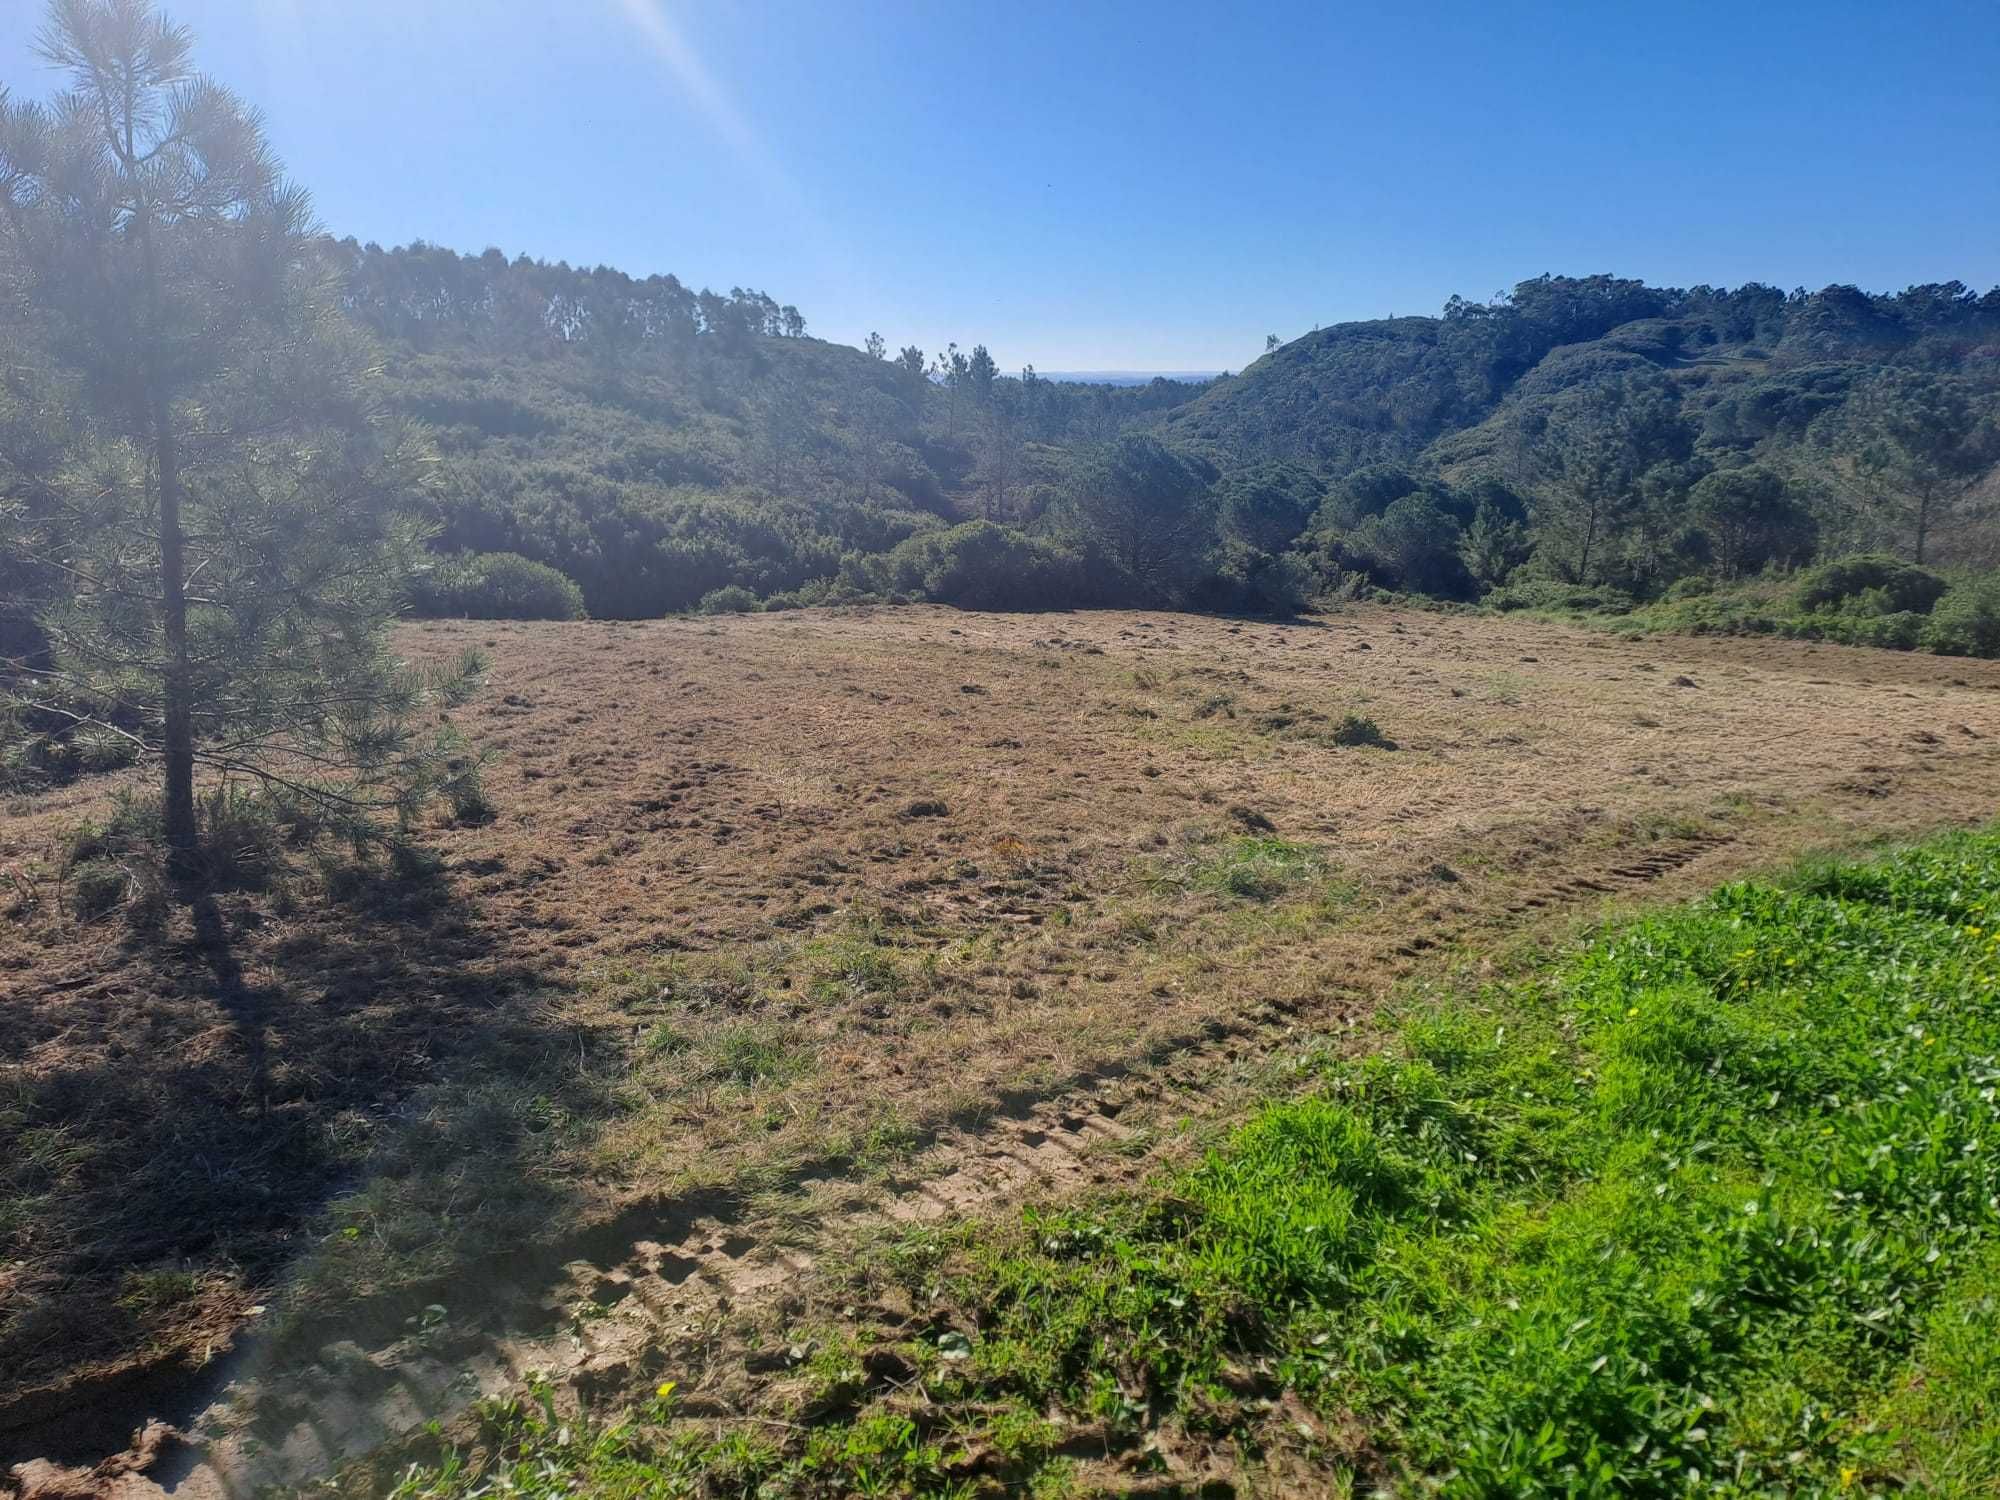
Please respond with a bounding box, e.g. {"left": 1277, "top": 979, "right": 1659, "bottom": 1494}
{"left": 5, "top": 603, "right": 1998, "bottom": 1485}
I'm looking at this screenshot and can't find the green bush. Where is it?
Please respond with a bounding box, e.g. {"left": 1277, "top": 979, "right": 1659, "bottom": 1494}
{"left": 410, "top": 552, "right": 586, "bottom": 621}
{"left": 871, "top": 521, "right": 1089, "bottom": 611}
{"left": 1623, "top": 570, "right": 2000, "bottom": 659}
{"left": 1792, "top": 553, "right": 1948, "bottom": 615}
{"left": 696, "top": 585, "right": 761, "bottom": 615}
{"left": 1196, "top": 544, "right": 1317, "bottom": 615}
{"left": 1661, "top": 573, "right": 1712, "bottom": 600}
{"left": 444, "top": 763, "right": 497, "bottom": 825}
{"left": 1923, "top": 577, "right": 2000, "bottom": 658}
{"left": 762, "top": 577, "right": 878, "bottom": 611}
{"left": 0, "top": 719, "right": 141, "bottom": 793}
{"left": 59, "top": 784, "right": 382, "bottom": 910}
{"left": 1484, "top": 578, "right": 1637, "bottom": 615}
{"left": 1805, "top": 608, "right": 1928, "bottom": 650}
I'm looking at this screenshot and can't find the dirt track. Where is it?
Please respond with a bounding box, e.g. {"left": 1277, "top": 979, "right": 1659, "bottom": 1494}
{"left": 8, "top": 604, "right": 2000, "bottom": 1495}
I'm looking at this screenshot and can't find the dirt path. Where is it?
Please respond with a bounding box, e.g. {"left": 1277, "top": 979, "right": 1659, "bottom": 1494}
{"left": 8, "top": 605, "right": 2000, "bottom": 1496}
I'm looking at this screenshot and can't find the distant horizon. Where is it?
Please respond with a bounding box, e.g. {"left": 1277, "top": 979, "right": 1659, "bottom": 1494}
{"left": 1033, "top": 370, "right": 1228, "bottom": 385}
{"left": 3, "top": 0, "right": 1995, "bottom": 369}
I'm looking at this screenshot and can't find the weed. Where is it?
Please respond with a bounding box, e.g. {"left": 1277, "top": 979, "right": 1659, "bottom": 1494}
{"left": 115, "top": 1268, "right": 200, "bottom": 1316}
{"left": 703, "top": 1024, "right": 804, "bottom": 1086}
{"left": 801, "top": 933, "right": 908, "bottom": 1005}
{"left": 444, "top": 764, "right": 496, "bottom": 826}
{"left": 641, "top": 1022, "right": 692, "bottom": 1056}
{"left": 68, "top": 859, "right": 130, "bottom": 919}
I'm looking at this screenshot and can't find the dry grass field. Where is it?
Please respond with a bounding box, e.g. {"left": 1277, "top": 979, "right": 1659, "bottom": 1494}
{"left": 7, "top": 602, "right": 2000, "bottom": 1490}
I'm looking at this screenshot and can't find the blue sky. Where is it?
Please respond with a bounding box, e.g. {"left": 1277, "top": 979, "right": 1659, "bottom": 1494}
{"left": 4, "top": 0, "right": 1997, "bottom": 370}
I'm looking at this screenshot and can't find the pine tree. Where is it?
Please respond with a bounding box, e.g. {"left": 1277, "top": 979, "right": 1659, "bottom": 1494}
{"left": 1825, "top": 371, "right": 2000, "bottom": 565}
{"left": 1520, "top": 374, "right": 1692, "bottom": 584}
{"left": 0, "top": 0, "right": 477, "bottom": 874}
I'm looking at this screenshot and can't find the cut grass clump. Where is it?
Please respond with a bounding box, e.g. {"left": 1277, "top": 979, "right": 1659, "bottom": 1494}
{"left": 1145, "top": 833, "right": 1332, "bottom": 904}
{"left": 389, "top": 825, "right": 2000, "bottom": 1497}
{"left": 1197, "top": 835, "right": 1327, "bottom": 900}
{"left": 1328, "top": 712, "right": 1393, "bottom": 748}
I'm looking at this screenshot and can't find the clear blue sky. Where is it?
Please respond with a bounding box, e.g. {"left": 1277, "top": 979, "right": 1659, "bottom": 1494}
{"left": 5, "top": 0, "right": 1997, "bottom": 371}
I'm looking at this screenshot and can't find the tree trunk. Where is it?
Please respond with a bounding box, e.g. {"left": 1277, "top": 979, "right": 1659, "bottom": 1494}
{"left": 156, "top": 407, "right": 197, "bottom": 867}
{"left": 128, "top": 122, "right": 196, "bottom": 869}
{"left": 1576, "top": 492, "right": 1598, "bottom": 584}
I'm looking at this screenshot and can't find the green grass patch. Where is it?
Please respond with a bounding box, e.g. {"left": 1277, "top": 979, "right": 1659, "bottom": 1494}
{"left": 1146, "top": 834, "right": 1333, "bottom": 904}
{"left": 699, "top": 1023, "right": 807, "bottom": 1087}
{"left": 381, "top": 827, "right": 2000, "bottom": 1497}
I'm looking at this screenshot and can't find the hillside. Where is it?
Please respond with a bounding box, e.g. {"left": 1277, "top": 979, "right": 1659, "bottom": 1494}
{"left": 338, "top": 255, "right": 2000, "bottom": 634}
{"left": 334, "top": 240, "right": 1215, "bottom": 617}
{"left": 1169, "top": 276, "right": 2000, "bottom": 477}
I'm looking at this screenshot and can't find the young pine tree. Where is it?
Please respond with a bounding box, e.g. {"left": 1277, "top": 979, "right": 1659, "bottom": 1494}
{"left": 0, "top": 0, "right": 478, "bottom": 873}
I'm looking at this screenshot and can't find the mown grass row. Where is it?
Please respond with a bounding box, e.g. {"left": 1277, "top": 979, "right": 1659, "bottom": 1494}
{"left": 383, "top": 827, "right": 2000, "bottom": 1497}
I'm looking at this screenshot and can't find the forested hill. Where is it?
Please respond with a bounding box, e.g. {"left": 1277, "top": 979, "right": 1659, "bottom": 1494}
{"left": 331, "top": 240, "right": 1214, "bottom": 616}
{"left": 1167, "top": 276, "right": 2000, "bottom": 473}
{"left": 329, "top": 245, "right": 2000, "bottom": 633}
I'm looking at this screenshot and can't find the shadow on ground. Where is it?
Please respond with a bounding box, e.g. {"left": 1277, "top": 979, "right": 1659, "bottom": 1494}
{"left": 0, "top": 846, "right": 596, "bottom": 1466}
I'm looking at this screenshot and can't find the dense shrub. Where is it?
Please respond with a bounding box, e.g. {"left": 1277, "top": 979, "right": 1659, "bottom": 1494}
{"left": 1792, "top": 554, "right": 1949, "bottom": 615}
{"left": 1786, "top": 608, "right": 1929, "bottom": 650}
{"left": 696, "top": 585, "right": 761, "bottom": 614}
{"left": 871, "top": 521, "right": 1089, "bottom": 611}
{"left": 1661, "top": 574, "right": 1712, "bottom": 600}
{"left": 762, "top": 577, "right": 879, "bottom": 611}
{"left": 1195, "top": 545, "right": 1317, "bottom": 616}
{"left": 1923, "top": 577, "right": 2000, "bottom": 657}
{"left": 1619, "top": 568, "right": 2000, "bottom": 658}
{"left": 1623, "top": 584, "right": 1783, "bottom": 638}
{"left": 1484, "top": 578, "right": 1637, "bottom": 615}
{"left": 409, "top": 551, "right": 586, "bottom": 620}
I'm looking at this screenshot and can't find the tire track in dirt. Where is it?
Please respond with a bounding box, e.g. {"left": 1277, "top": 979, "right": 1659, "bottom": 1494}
{"left": 48, "top": 826, "right": 1753, "bottom": 1500}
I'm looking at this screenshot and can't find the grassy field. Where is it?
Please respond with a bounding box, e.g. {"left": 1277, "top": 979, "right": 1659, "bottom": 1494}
{"left": 378, "top": 825, "right": 2000, "bottom": 1497}
{"left": 5, "top": 604, "right": 2000, "bottom": 1491}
